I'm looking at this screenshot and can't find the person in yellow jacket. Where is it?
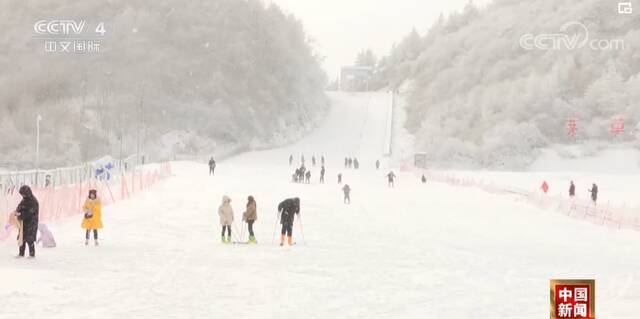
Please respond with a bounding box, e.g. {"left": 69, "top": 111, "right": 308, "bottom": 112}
{"left": 82, "top": 189, "right": 103, "bottom": 246}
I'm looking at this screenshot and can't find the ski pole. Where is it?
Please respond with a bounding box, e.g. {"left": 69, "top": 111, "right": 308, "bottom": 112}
{"left": 297, "top": 214, "right": 306, "bottom": 245}
{"left": 272, "top": 210, "right": 281, "bottom": 245}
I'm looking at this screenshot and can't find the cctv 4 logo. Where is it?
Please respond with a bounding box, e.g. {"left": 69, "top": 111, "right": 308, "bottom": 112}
{"left": 34, "top": 20, "right": 107, "bottom": 37}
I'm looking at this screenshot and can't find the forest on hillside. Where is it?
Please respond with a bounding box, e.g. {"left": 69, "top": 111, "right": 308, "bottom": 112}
{"left": 368, "top": 0, "right": 640, "bottom": 168}
{"left": 0, "top": 0, "right": 328, "bottom": 169}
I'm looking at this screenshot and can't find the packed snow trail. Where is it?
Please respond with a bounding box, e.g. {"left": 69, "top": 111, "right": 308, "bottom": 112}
{"left": 2, "top": 92, "right": 640, "bottom": 318}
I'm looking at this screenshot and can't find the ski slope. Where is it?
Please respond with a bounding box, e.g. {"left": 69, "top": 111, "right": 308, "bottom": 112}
{"left": 2, "top": 92, "right": 640, "bottom": 318}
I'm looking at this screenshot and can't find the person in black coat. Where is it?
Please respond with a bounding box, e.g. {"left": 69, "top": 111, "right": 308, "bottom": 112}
{"left": 15, "top": 185, "right": 39, "bottom": 258}
{"left": 293, "top": 169, "right": 299, "bottom": 182}
{"left": 208, "top": 157, "right": 216, "bottom": 176}
{"left": 298, "top": 166, "right": 306, "bottom": 183}
{"left": 589, "top": 183, "right": 598, "bottom": 205}
{"left": 342, "top": 184, "right": 351, "bottom": 204}
{"left": 320, "top": 166, "right": 326, "bottom": 184}
{"left": 278, "top": 197, "right": 300, "bottom": 246}
{"left": 305, "top": 170, "right": 311, "bottom": 184}
{"left": 387, "top": 171, "right": 396, "bottom": 187}
{"left": 569, "top": 181, "right": 575, "bottom": 197}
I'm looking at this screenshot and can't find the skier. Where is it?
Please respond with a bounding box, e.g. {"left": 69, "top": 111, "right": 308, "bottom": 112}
{"left": 376, "top": 160, "right": 380, "bottom": 170}
{"left": 353, "top": 158, "right": 359, "bottom": 170}
{"left": 242, "top": 196, "right": 258, "bottom": 244}
{"left": 342, "top": 184, "right": 351, "bottom": 204}
{"left": 589, "top": 183, "right": 599, "bottom": 205}
{"left": 82, "top": 189, "right": 103, "bottom": 246}
{"left": 348, "top": 158, "right": 353, "bottom": 169}
{"left": 289, "top": 155, "right": 294, "bottom": 166}
{"left": 569, "top": 181, "right": 576, "bottom": 198}
{"left": 14, "top": 185, "right": 39, "bottom": 258}
{"left": 218, "top": 196, "right": 234, "bottom": 243}
{"left": 299, "top": 166, "right": 307, "bottom": 183}
{"left": 277, "top": 197, "right": 300, "bottom": 246}
{"left": 305, "top": 170, "right": 311, "bottom": 184}
{"left": 208, "top": 157, "right": 216, "bottom": 176}
{"left": 312, "top": 156, "right": 316, "bottom": 167}
{"left": 386, "top": 171, "right": 396, "bottom": 187}
{"left": 293, "top": 168, "right": 300, "bottom": 183}
{"left": 321, "top": 156, "right": 325, "bottom": 166}
{"left": 338, "top": 173, "right": 342, "bottom": 184}
{"left": 320, "top": 166, "right": 326, "bottom": 184}
{"left": 344, "top": 158, "right": 348, "bottom": 168}
{"left": 421, "top": 174, "right": 427, "bottom": 184}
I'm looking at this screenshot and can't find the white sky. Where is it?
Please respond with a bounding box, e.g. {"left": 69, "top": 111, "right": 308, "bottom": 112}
{"left": 266, "top": 0, "right": 493, "bottom": 79}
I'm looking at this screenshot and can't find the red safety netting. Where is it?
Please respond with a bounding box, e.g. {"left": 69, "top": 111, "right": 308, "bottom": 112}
{"left": 421, "top": 170, "right": 640, "bottom": 233}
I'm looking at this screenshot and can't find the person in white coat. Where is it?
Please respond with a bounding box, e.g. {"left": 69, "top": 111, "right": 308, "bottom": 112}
{"left": 218, "top": 196, "right": 234, "bottom": 243}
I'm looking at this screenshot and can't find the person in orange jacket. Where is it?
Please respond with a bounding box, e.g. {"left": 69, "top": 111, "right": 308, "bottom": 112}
{"left": 82, "top": 189, "right": 103, "bottom": 246}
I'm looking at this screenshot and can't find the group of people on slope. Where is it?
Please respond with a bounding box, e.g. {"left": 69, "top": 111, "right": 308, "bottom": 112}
{"left": 218, "top": 196, "right": 301, "bottom": 246}
{"left": 568, "top": 181, "right": 599, "bottom": 204}
{"left": 293, "top": 164, "right": 327, "bottom": 184}
{"left": 218, "top": 195, "right": 258, "bottom": 244}
{"left": 293, "top": 165, "right": 312, "bottom": 184}
{"left": 290, "top": 154, "right": 325, "bottom": 168}
{"left": 7, "top": 186, "right": 103, "bottom": 258}
{"left": 290, "top": 154, "right": 327, "bottom": 184}
{"left": 344, "top": 157, "right": 360, "bottom": 169}
{"left": 288, "top": 152, "right": 399, "bottom": 205}
{"left": 541, "top": 180, "right": 599, "bottom": 205}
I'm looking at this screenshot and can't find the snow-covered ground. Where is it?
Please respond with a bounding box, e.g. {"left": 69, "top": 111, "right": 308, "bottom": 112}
{"left": 422, "top": 147, "right": 640, "bottom": 208}
{"left": 2, "top": 92, "right": 639, "bottom": 318}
